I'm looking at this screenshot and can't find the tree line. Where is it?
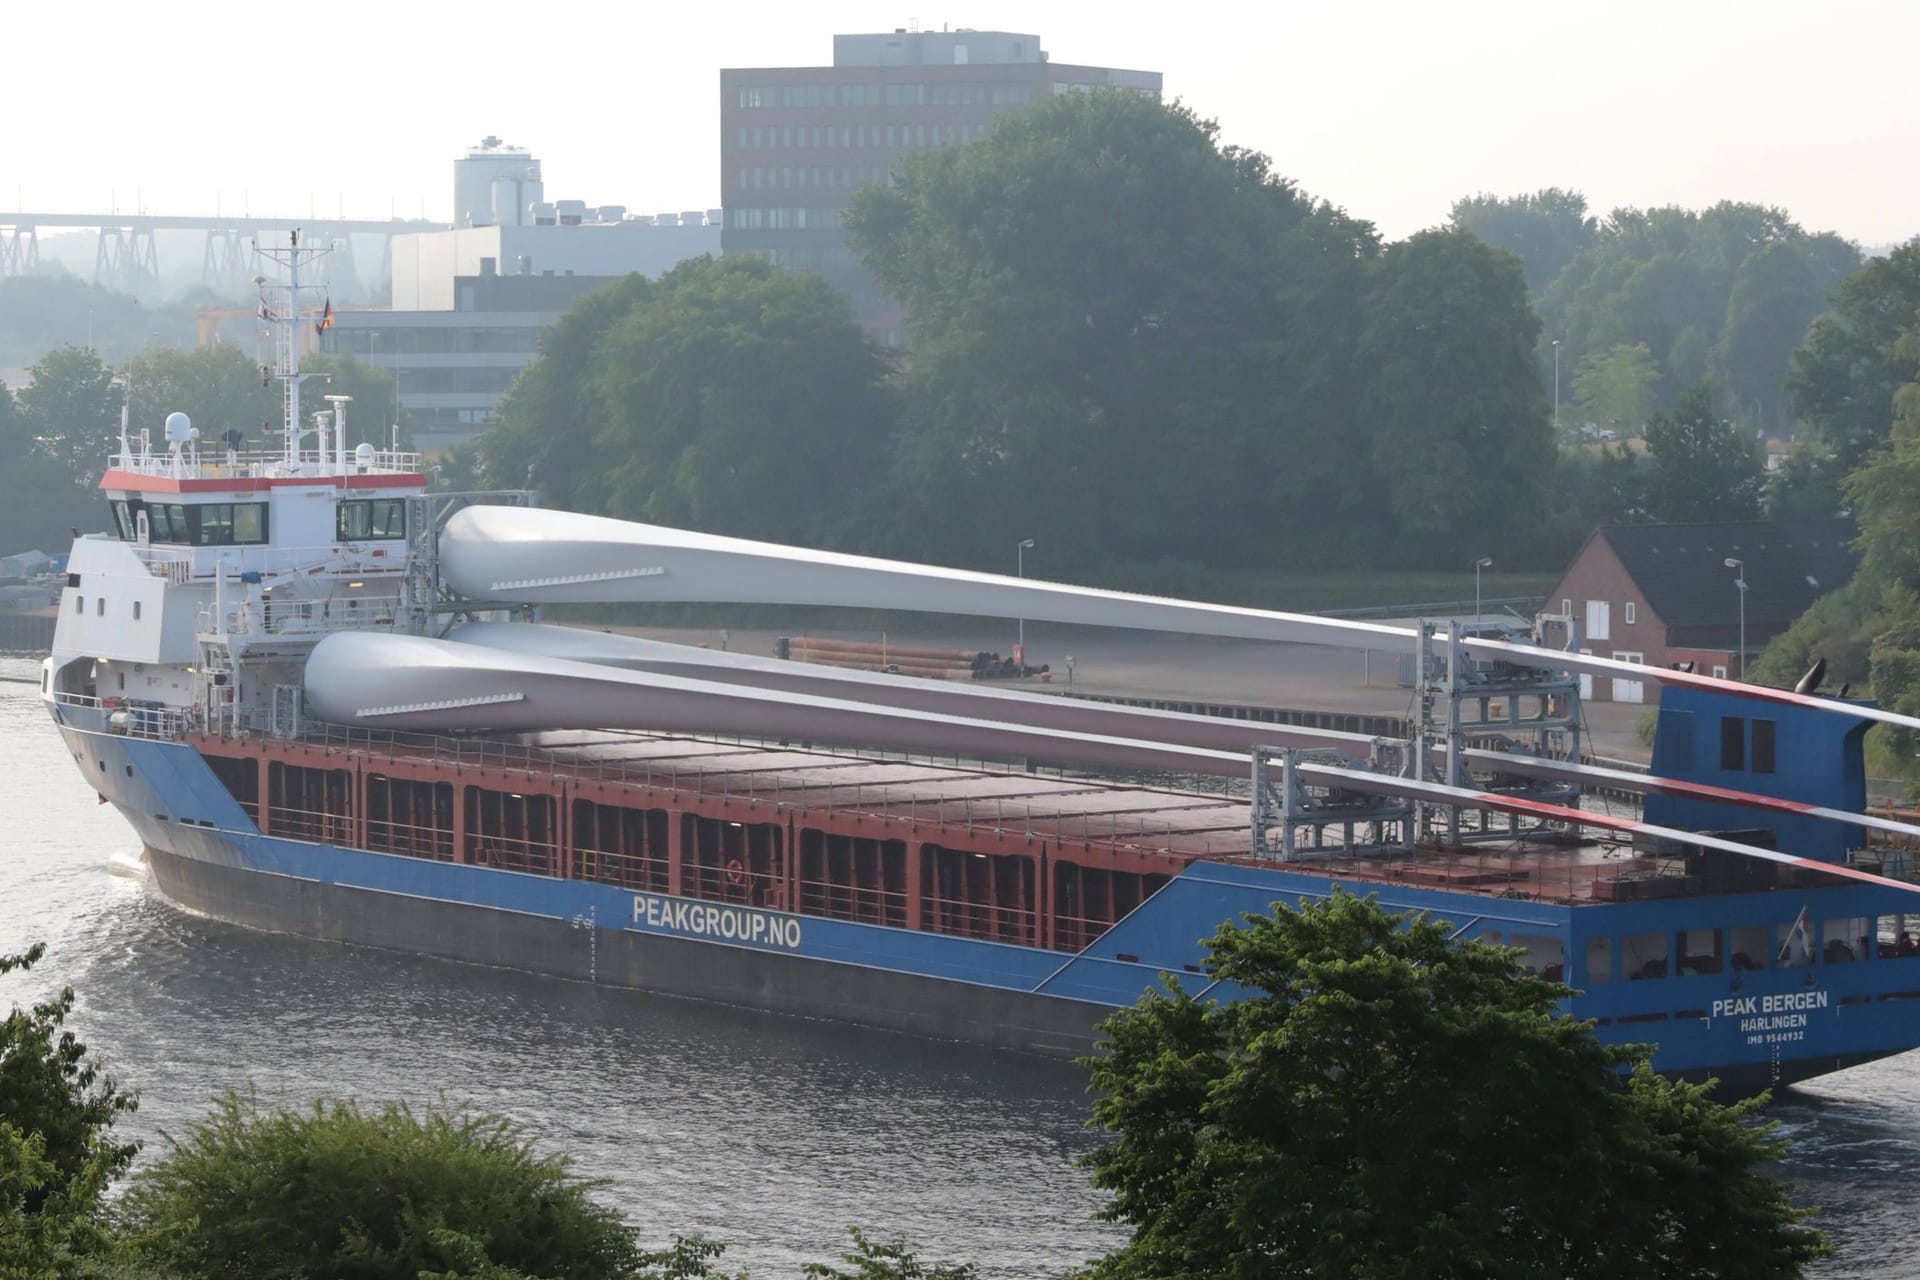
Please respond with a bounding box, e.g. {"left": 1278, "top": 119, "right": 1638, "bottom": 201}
{"left": 1745, "top": 243, "right": 1920, "bottom": 767}
{"left": 5, "top": 892, "right": 1829, "bottom": 1278}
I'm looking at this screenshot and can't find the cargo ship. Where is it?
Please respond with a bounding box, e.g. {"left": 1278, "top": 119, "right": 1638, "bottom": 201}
{"left": 40, "top": 234, "right": 1920, "bottom": 1091}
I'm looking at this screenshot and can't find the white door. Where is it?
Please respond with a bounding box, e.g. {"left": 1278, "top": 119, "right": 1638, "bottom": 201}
{"left": 1611, "top": 651, "right": 1645, "bottom": 704}
{"left": 1586, "top": 600, "right": 1612, "bottom": 642}
{"left": 1579, "top": 649, "right": 1594, "bottom": 701}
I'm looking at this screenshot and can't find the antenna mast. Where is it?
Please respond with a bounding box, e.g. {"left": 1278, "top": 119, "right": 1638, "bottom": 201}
{"left": 252, "top": 229, "right": 332, "bottom": 469}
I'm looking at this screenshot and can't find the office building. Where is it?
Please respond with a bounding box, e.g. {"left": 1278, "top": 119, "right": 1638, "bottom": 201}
{"left": 316, "top": 139, "right": 720, "bottom": 451}
{"left": 721, "top": 30, "right": 1160, "bottom": 343}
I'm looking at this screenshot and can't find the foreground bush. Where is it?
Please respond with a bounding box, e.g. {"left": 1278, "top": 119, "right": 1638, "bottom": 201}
{"left": 118, "top": 1093, "right": 641, "bottom": 1280}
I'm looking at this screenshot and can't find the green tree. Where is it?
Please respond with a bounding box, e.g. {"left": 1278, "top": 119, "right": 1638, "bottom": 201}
{"left": 1082, "top": 891, "right": 1826, "bottom": 1280}
{"left": 1354, "top": 228, "right": 1553, "bottom": 559}
{"left": 1643, "top": 384, "right": 1765, "bottom": 521}
{"left": 847, "top": 89, "right": 1379, "bottom": 568}
{"left": 1449, "top": 187, "right": 1597, "bottom": 293}
{"left": 126, "top": 344, "right": 278, "bottom": 450}
{"left": 119, "top": 1094, "right": 643, "bottom": 1280}
{"left": 1539, "top": 203, "right": 1857, "bottom": 428}
{"left": 16, "top": 346, "right": 123, "bottom": 489}
{"left": 301, "top": 352, "right": 414, "bottom": 452}
{"left": 0, "top": 944, "right": 136, "bottom": 1279}
{"left": 804, "top": 1228, "right": 976, "bottom": 1280}
{"left": 1785, "top": 243, "right": 1920, "bottom": 504}
{"left": 1572, "top": 341, "right": 1660, "bottom": 433}
{"left": 0, "top": 379, "right": 101, "bottom": 549}
{"left": 1709, "top": 240, "right": 1831, "bottom": 431}
{"left": 483, "top": 258, "right": 891, "bottom": 547}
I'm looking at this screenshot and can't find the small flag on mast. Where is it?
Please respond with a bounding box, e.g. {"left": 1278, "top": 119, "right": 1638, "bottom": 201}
{"left": 257, "top": 295, "right": 277, "bottom": 322}
{"left": 315, "top": 299, "right": 334, "bottom": 336}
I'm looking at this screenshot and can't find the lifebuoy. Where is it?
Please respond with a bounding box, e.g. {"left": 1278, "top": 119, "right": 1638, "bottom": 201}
{"left": 725, "top": 858, "right": 746, "bottom": 886}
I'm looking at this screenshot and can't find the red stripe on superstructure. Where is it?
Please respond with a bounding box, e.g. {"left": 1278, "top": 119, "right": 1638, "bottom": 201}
{"left": 100, "top": 469, "right": 426, "bottom": 494}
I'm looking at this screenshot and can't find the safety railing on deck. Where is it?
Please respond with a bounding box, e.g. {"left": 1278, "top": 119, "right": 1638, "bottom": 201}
{"left": 52, "top": 690, "right": 194, "bottom": 741}
{"left": 198, "top": 593, "right": 404, "bottom": 638}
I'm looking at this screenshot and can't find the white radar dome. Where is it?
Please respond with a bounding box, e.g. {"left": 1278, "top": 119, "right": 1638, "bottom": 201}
{"left": 354, "top": 442, "right": 376, "bottom": 466}
{"left": 164, "top": 412, "right": 194, "bottom": 443}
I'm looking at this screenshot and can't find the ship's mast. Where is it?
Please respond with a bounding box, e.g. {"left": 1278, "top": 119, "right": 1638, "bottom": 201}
{"left": 252, "top": 229, "right": 332, "bottom": 469}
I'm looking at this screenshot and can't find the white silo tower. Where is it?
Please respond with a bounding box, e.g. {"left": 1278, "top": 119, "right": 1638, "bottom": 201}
{"left": 453, "top": 137, "right": 544, "bottom": 228}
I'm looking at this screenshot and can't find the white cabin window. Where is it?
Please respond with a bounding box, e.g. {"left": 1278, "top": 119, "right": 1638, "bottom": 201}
{"left": 1624, "top": 602, "right": 1637, "bottom": 625}
{"left": 132, "top": 601, "right": 142, "bottom": 621}
{"left": 74, "top": 594, "right": 83, "bottom": 614}
{"left": 1585, "top": 600, "right": 1611, "bottom": 641}
{"left": 96, "top": 597, "right": 104, "bottom": 617}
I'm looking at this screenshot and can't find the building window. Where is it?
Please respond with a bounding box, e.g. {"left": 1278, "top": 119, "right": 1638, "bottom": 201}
{"left": 1720, "top": 716, "right": 1746, "bottom": 771}
{"left": 1752, "top": 718, "right": 1776, "bottom": 774}
{"left": 1624, "top": 601, "right": 1636, "bottom": 624}
{"left": 1561, "top": 596, "right": 1572, "bottom": 617}
{"left": 1712, "top": 665, "right": 1728, "bottom": 679}
{"left": 738, "top": 86, "right": 776, "bottom": 108}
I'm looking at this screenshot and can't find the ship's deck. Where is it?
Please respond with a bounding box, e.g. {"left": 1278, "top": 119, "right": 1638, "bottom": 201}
{"left": 273, "top": 723, "right": 1691, "bottom": 906}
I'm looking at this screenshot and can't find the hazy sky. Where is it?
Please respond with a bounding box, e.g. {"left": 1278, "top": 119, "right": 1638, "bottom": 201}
{"left": 8, "top": 0, "right": 1915, "bottom": 246}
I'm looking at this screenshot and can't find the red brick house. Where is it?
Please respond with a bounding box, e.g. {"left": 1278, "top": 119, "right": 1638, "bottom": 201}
{"left": 1540, "top": 518, "right": 1858, "bottom": 703}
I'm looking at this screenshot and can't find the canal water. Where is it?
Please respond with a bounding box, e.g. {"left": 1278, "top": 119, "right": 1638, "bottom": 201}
{"left": 0, "top": 652, "right": 1911, "bottom": 1276}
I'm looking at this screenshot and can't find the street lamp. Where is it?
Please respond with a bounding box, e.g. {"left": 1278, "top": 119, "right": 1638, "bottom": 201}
{"left": 1552, "top": 339, "right": 1561, "bottom": 438}
{"left": 1016, "top": 539, "right": 1035, "bottom": 674}
{"left": 1474, "top": 557, "right": 1493, "bottom": 621}
{"left": 1724, "top": 558, "right": 1747, "bottom": 680}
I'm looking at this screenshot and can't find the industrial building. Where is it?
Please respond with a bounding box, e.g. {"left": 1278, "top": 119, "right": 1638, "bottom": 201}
{"left": 720, "top": 30, "right": 1161, "bottom": 344}
{"left": 322, "top": 138, "right": 720, "bottom": 451}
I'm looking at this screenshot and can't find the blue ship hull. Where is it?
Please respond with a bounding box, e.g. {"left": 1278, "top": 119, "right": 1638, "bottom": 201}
{"left": 57, "top": 712, "right": 1920, "bottom": 1091}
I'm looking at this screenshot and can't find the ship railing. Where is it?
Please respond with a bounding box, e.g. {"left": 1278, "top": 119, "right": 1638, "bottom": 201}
{"left": 198, "top": 593, "right": 404, "bottom": 638}
{"left": 141, "top": 543, "right": 407, "bottom": 583}
{"left": 133, "top": 546, "right": 194, "bottom": 584}
{"left": 111, "top": 450, "right": 423, "bottom": 481}
{"left": 52, "top": 690, "right": 192, "bottom": 741}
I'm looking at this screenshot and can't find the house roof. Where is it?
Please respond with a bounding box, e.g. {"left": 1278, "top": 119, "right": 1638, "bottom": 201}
{"left": 1597, "top": 518, "right": 1858, "bottom": 650}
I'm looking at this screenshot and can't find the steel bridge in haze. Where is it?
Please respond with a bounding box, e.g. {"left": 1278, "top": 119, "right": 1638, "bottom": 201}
{"left": 0, "top": 211, "right": 440, "bottom": 297}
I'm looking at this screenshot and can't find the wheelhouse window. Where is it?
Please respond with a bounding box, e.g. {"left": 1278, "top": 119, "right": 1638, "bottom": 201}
{"left": 145, "top": 502, "right": 190, "bottom": 543}
{"left": 107, "top": 500, "right": 134, "bottom": 540}
{"left": 337, "top": 499, "right": 406, "bottom": 541}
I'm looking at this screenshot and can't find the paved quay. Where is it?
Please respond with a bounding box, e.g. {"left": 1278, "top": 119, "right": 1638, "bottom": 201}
{"left": 617, "top": 618, "right": 1655, "bottom": 766}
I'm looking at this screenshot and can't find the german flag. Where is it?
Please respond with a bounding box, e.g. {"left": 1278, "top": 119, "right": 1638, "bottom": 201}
{"left": 315, "top": 299, "right": 334, "bottom": 337}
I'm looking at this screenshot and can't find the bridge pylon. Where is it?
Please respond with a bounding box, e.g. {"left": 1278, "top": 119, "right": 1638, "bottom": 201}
{"left": 0, "top": 224, "right": 39, "bottom": 278}
{"left": 94, "top": 225, "right": 160, "bottom": 298}
{"left": 201, "top": 228, "right": 255, "bottom": 298}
